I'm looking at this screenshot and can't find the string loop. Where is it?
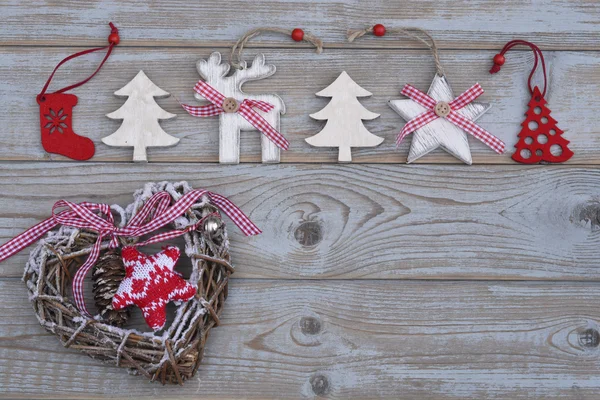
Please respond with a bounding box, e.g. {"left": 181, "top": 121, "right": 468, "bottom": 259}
{"left": 230, "top": 27, "right": 323, "bottom": 70}
{"left": 489, "top": 40, "right": 547, "bottom": 97}
{"left": 347, "top": 26, "right": 444, "bottom": 76}
{"left": 37, "top": 22, "right": 119, "bottom": 103}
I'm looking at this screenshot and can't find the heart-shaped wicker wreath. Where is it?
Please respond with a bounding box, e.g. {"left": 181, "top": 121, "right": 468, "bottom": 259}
{"left": 23, "top": 181, "right": 232, "bottom": 384}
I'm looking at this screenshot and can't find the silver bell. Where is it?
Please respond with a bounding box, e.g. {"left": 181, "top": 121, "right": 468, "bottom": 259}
{"left": 203, "top": 215, "right": 222, "bottom": 237}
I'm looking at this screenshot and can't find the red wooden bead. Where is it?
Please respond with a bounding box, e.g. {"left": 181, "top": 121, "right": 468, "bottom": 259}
{"left": 108, "top": 32, "right": 120, "bottom": 45}
{"left": 493, "top": 54, "right": 505, "bottom": 66}
{"left": 373, "top": 24, "right": 386, "bottom": 37}
{"left": 291, "top": 28, "right": 304, "bottom": 42}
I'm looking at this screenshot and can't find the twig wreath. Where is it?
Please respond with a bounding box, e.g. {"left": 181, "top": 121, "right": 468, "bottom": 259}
{"left": 4, "top": 181, "right": 260, "bottom": 384}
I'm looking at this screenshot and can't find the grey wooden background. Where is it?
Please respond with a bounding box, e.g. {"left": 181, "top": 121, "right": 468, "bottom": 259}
{"left": 1, "top": 1, "right": 600, "bottom": 399}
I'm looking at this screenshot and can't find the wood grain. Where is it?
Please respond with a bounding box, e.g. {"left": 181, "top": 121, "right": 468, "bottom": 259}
{"left": 1, "top": 47, "right": 599, "bottom": 164}
{"left": 1, "top": 279, "right": 599, "bottom": 399}
{"left": 2, "top": 1, "right": 600, "bottom": 397}
{"left": 2, "top": 0, "right": 600, "bottom": 50}
{"left": 0, "top": 163, "right": 598, "bottom": 280}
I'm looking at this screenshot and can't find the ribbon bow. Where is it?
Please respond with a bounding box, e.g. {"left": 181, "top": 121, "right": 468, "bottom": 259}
{"left": 397, "top": 83, "right": 505, "bottom": 154}
{"left": 0, "top": 189, "right": 260, "bottom": 316}
{"left": 181, "top": 80, "right": 290, "bottom": 151}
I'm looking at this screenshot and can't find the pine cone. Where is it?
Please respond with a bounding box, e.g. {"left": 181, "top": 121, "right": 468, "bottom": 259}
{"left": 92, "top": 250, "right": 129, "bottom": 327}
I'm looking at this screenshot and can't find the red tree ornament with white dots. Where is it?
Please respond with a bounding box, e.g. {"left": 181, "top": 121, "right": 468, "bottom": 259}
{"left": 490, "top": 40, "right": 573, "bottom": 164}
{"left": 512, "top": 86, "right": 573, "bottom": 163}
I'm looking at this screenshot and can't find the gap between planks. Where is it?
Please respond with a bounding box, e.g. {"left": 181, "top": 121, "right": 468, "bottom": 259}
{"left": 5, "top": 44, "right": 600, "bottom": 52}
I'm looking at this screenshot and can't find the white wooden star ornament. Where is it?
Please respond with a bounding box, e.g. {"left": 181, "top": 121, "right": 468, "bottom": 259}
{"left": 347, "top": 25, "right": 505, "bottom": 165}
{"left": 389, "top": 74, "right": 500, "bottom": 164}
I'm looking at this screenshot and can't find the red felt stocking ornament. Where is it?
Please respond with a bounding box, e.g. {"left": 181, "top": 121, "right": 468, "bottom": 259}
{"left": 490, "top": 40, "right": 573, "bottom": 164}
{"left": 37, "top": 23, "right": 120, "bottom": 160}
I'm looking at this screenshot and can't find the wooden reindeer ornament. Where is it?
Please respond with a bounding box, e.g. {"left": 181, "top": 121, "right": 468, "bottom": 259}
{"left": 181, "top": 27, "right": 323, "bottom": 164}
{"left": 196, "top": 52, "right": 284, "bottom": 164}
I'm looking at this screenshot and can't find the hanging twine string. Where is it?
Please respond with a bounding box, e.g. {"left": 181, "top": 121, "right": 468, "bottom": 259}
{"left": 37, "top": 22, "right": 120, "bottom": 103}
{"left": 230, "top": 27, "right": 323, "bottom": 70}
{"left": 347, "top": 26, "right": 445, "bottom": 77}
{"left": 489, "top": 40, "right": 547, "bottom": 97}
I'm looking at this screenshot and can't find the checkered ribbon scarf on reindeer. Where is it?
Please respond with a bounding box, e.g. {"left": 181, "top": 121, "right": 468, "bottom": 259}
{"left": 397, "top": 83, "right": 505, "bottom": 154}
{"left": 180, "top": 80, "right": 290, "bottom": 150}
{"left": 0, "top": 189, "right": 260, "bottom": 316}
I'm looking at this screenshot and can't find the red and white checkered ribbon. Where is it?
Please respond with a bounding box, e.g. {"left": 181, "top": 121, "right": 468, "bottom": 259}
{"left": 397, "top": 83, "right": 505, "bottom": 154}
{"left": 181, "top": 80, "right": 289, "bottom": 150}
{"left": 0, "top": 189, "right": 260, "bottom": 316}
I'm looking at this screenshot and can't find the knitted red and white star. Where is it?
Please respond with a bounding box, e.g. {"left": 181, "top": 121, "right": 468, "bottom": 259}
{"left": 112, "top": 246, "right": 196, "bottom": 331}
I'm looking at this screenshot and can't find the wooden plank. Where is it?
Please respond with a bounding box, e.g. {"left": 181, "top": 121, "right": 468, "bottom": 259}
{"left": 1, "top": 47, "right": 599, "bottom": 164}
{"left": 0, "top": 162, "right": 599, "bottom": 280}
{"left": 1, "top": 279, "right": 600, "bottom": 399}
{"left": 2, "top": 0, "right": 600, "bottom": 50}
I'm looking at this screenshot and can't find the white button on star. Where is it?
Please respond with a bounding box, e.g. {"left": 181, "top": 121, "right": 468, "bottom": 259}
{"left": 389, "top": 75, "right": 491, "bottom": 165}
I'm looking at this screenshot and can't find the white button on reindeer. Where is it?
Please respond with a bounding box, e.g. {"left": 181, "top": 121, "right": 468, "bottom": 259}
{"left": 194, "top": 52, "right": 286, "bottom": 164}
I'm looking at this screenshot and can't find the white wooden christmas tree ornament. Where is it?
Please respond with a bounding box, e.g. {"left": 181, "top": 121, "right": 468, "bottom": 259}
{"left": 306, "top": 71, "right": 384, "bottom": 162}
{"left": 102, "top": 70, "right": 179, "bottom": 162}
{"left": 194, "top": 52, "right": 285, "bottom": 164}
